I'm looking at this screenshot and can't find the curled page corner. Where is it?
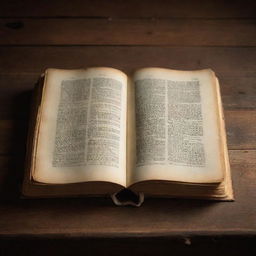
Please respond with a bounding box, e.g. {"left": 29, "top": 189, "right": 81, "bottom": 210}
{"left": 111, "top": 189, "right": 144, "bottom": 207}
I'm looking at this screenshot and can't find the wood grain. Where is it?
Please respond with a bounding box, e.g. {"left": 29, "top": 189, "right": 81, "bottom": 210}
{"left": 1, "top": 18, "right": 256, "bottom": 46}
{"left": 0, "top": 46, "right": 255, "bottom": 77}
{"left": 1, "top": 0, "right": 255, "bottom": 18}
{"left": 0, "top": 236, "right": 255, "bottom": 256}
{"left": 225, "top": 110, "right": 256, "bottom": 149}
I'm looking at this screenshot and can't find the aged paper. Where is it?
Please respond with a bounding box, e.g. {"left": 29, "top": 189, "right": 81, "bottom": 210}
{"left": 33, "top": 68, "right": 127, "bottom": 186}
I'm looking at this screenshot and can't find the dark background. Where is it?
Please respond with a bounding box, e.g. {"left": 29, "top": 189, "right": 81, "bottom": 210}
{"left": 0, "top": 0, "right": 256, "bottom": 255}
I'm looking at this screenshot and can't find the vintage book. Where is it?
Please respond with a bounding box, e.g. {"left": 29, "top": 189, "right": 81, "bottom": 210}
{"left": 22, "top": 67, "right": 234, "bottom": 206}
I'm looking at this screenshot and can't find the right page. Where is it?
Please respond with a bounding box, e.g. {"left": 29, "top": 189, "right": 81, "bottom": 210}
{"left": 129, "top": 68, "right": 225, "bottom": 185}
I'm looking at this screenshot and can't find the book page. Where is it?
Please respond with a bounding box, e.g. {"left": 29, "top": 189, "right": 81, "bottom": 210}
{"left": 33, "top": 68, "right": 127, "bottom": 186}
{"left": 129, "top": 68, "right": 225, "bottom": 185}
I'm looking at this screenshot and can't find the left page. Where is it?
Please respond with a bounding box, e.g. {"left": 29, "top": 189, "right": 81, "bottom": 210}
{"left": 33, "top": 68, "right": 127, "bottom": 186}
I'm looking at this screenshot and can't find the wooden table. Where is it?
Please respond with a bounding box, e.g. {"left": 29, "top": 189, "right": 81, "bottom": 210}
{"left": 0, "top": 1, "right": 256, "bottom": 255}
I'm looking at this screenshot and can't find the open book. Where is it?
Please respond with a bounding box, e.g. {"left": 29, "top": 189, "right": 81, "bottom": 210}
{"left": 23, "top": 67, "right": 233, "bottom": 206}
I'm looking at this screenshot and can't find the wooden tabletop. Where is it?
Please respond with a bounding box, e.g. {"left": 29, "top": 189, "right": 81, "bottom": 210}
{"left": 0, "top": 0, "right": 256, "bottom": 255}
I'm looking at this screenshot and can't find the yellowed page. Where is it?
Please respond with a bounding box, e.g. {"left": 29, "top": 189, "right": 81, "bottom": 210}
{"left": 129, "top": 68, "right": 224, "bottom": 185}
{"left": 33, "top": 68, "right": 127, "bottom": 186}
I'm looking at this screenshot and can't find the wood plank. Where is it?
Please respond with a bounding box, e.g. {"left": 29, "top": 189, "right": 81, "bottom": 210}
{"left": 0, "top": 150, "right": 255, "bottom": 236}
{"left": 0, "top": 155, "right": 25, "bottom": 199}
{"left": 0, "top": 74, "right": 36, "bottom": 119}
{"left": 226, "top": 110, "right": 256, "bottom": 150}
{"left": 0, "top": 120, "right": 29, "bottom": 155}
{"left": 0, "top": 75, "right": 255, "bottom": 120}
{"left": 1, "top": 18, "right": 256, "bottom": 46}
{"left": 219, "top": 77, "right": 256, "bottom": 110}
{"left": 0, "top": 46, "right": 255, "bottom": 77}
{"left": 0, "top": 110, "right": 255, "bottom": 157}
{"left": 0, "top": 237, "right": 255, "bottom": 256}
{"left": 1, "top": 0, "right": 255, "bottom": 18}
